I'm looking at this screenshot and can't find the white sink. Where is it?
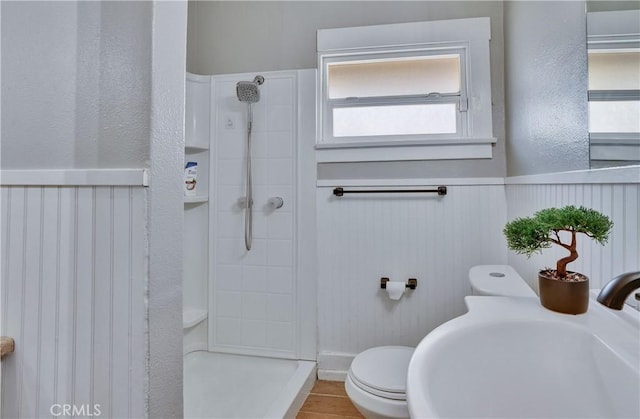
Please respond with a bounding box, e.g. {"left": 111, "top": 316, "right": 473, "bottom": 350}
{"left": 406, "top": 293, "right": 640, "bottom": 418}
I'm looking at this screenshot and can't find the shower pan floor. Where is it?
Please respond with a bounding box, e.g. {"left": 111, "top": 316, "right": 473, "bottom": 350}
{"left": 184, "top": 351, "right": 316, "bottom": 418}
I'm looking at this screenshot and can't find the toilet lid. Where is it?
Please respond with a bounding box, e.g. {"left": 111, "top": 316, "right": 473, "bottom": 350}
{"left": 470, "top": 275, "right": 536, "bottom": 297}
{"left": 349, "top": 346, "right": 414, "bottom": 400}
{"left": 469, "top": 265, "right": 536, "bottom": 297}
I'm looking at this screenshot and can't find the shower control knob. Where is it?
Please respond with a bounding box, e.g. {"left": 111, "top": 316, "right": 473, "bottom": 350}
{"left": 268, "top": 197, "right": 284, "bottom": 209}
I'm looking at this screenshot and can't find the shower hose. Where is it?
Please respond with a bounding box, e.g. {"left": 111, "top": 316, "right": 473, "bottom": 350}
{"left": 244, "top": 103, "right": 253, "bottom": 251}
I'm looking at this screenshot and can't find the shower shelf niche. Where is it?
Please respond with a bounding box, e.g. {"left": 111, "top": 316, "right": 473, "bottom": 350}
{"left": 183, "top": 308, "right": 208, "bottom": 329}
{"left": 184, "top": 195, "right": 208, "bottom": 204}
{"left": 185, "top": 144, "right": 209, "bottom": 152}
{"left": 183, "top": 72, "right": 211, "bottom": 354}
{"left": 184, "top": 148, "right": 209, "bottom": 204}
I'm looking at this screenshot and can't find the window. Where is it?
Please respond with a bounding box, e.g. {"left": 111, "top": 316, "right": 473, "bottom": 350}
{"left": 327, "top": 53, "right": 464, "bottom": 138}
{"left": 587, "top": 50, "right": 640, "bottom": 163}
{"left": 587, "top": 10, "right": 640, "bottom": 165}
{"left": 316, "top": 18, "right": 495, "bottom": 162}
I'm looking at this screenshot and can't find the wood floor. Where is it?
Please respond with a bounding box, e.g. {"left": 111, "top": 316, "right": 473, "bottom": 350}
{"left": 296, "top": 380, "right": 364, "bottom": 418}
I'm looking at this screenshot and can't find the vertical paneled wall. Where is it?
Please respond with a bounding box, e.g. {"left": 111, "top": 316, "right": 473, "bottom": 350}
{"left": 1, "top": 185, "right": 146, "bottom": 418}
{"left": 506, "top": 182, "right": 640, "bottom": 292}
{"left": 316, "top": 175, "right": 640, "bottom": 378}
{"left": 209, "top": 72, "right": 300, "bottom": 358}
{"left": 316, "top": 182, "right": 508, "bottom": 375}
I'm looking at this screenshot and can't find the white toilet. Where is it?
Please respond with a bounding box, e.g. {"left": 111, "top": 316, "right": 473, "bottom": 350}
{"left": 345, "top": 345, "right": 414, "bottom": 419}
{"left": 345, "top": 265, "right": 535, "bottom": 419}
{"left": 468, "top": 264, "right": 536, "bottom": 298}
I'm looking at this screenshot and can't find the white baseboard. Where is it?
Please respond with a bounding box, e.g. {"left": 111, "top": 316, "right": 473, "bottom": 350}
{"left": 317, "top": 370, "right": 348, "bottom": 382}
{"left": 317, "top": 351, "right": 356, "bottom": 382}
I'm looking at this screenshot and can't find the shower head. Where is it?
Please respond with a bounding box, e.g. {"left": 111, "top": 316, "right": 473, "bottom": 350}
{"left": 236, "top": 75, "right": 264, "bottom": 103}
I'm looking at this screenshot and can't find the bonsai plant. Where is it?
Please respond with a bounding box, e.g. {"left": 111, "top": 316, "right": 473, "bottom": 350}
{"left": 503, "top": 205, "right": 613, "bottom": 314}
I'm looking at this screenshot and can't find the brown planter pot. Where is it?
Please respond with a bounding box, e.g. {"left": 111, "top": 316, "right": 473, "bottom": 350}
{"left": 538, "top": 270, "right": 589, "bottom": 315}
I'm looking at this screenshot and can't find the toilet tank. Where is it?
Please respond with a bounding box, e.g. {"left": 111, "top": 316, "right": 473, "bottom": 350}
{"left": 469, "top": 265, "right": 536, "bottom": 297}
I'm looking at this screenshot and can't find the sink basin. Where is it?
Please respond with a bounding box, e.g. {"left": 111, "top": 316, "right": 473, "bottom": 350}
{"left": 407, "top": 293, "right": 640, "bottom": 418}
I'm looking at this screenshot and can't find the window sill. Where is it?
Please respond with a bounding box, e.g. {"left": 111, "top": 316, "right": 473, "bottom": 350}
{"left": 315, "top": 137, "right": 496, "bottom": 163}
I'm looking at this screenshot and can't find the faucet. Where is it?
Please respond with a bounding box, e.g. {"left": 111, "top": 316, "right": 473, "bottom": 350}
{"left": 597, "top": 271, "right": 640, "bottom": 310}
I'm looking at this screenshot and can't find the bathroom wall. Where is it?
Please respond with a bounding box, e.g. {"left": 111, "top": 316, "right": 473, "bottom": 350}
{"left": 1, "top": 1, "right": 152, "bottom": 169}
{"left": 1, "top": 185, "right": 147, "bottom": 418}
{"left": 504, "top": 1, "right": 590, "bottom": 176}
{"left": 315, "top": 180, "right": 508, "bottom": 378}
{"left": 588, "top": 1, "right": 640, "bottom": 12}
{"left": 146, "top": 2, "right": 187, "bottom": 417}
{"left": 505, "top": 169, "right": 640, "bottom": 295}
{"left": 187, "top": 0, "right": 507, "bottom": 179}
{"left": 314, "top": 169, "right": 640, "bottom": 379}
{"left": 187, "top": 1, "right": 501, "bottom": 75}
{"left": 186, "top": 1, "right": 626, "bottom": 380}
{"left": 187, "top": 0, "right": 599, "bottom": 178}
{"left": 1, "top": 1, "right": 187, "bottom": 417}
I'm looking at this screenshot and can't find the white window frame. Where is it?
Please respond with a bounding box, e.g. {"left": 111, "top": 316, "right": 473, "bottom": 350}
{"left": 587, "top": 10, "right": 640, "bottom": 164}
{"left": 316, "top": 17, "right": 495, "bottom": 163}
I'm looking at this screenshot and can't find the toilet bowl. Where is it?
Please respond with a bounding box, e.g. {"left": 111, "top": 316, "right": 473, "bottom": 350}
{"left": 345, "top": 346, "right": 413, "bottom": 419}
{"left": 346, "top": 265, "right": 534, "bottom": 418}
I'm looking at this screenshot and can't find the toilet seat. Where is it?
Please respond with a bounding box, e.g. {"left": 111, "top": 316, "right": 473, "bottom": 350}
{"left": 348, "top": 346, "right": 414, "bottom": 401}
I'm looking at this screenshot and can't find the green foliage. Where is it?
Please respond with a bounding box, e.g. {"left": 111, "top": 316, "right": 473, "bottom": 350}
{"left": 503, "top": 216, "right": 551, "bottom": 256}
{"left": 533, "top": 206, "right": 613, "bottom": 245}
{"left": 503, "top": 205, "right": 613, "bottom": 256}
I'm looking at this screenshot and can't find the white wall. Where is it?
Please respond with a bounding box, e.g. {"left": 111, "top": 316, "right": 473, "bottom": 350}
{"left": 506, "top": 171, "right": 640, "bottom": 295}
{"left": 147, "top": 2, "right": 187, "bottom": 417}
{"left": 315, "top": 180, "right": 507, "bottom": 378}
{"left": 1, "top": 1, "right": 187, "bottom": 417}
{"left": 315, "top": 170, "right": 640, "bottom": 378}
{"left": 504, "top": 1, "right": 590, "bottom": 176}
{"left": 1, "top": 1, "right": 152, "bottom": 169}
{"left": 1, "top": 185, "right": 147, "bottom": 418}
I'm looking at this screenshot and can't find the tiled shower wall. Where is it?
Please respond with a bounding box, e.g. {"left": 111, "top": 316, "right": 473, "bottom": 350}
{"left": 209, "top": 71, "right": 300, "bottom": 358}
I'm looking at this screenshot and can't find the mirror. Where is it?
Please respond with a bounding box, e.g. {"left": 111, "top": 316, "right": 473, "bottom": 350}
{"left": 586, "top": 3, "right": 640, "bottom": 168}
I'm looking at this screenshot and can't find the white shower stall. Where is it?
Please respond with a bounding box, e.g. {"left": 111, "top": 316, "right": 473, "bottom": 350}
{"left": 183, "top": 69, "right": 317, "bottom": 418}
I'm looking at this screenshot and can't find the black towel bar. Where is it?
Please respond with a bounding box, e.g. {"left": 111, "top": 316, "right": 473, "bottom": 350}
{"left": 333, "top": 186, "right": 447, "bottom": 197}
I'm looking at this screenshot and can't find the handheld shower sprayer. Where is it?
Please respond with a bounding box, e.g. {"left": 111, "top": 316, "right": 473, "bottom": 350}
{"left": 236, "top": 76, "right": 265, "bottom": 104}
{"left": 236, "top": 75, "right": 265, "bottom": 251}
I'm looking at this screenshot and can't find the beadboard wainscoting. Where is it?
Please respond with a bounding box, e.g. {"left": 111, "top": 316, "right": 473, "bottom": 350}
{"left": 315, "top": 180, "right": 508, "bottom": 379}
{"left": 506, "top": 170, "right": 640, "bottom": 295}
{"left": 1, "top": 184, "right": 147, "bottom": 418}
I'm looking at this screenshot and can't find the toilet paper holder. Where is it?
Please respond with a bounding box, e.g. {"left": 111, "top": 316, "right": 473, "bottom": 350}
{"left": 380, "top": 277, "right": 417, "bottom": 290}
